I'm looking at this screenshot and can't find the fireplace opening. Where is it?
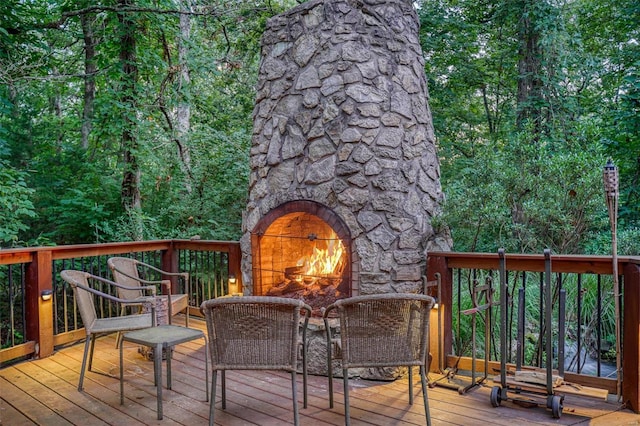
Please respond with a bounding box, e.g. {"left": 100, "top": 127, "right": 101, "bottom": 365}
{"left": 251, "top": 202, "right": 352, "bottom": 316}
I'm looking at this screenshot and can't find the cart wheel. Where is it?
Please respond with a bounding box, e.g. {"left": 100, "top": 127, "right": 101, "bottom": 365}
{"left": 490, "top": 386, "right": 502, "bottom": 407}
{"left": 551, "top": 395, "right": 563, "bottom": 419}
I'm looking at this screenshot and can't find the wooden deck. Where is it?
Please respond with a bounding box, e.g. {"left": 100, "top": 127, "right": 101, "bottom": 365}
{"left": 1, "top": 317, "right": 637, "bottom": 426}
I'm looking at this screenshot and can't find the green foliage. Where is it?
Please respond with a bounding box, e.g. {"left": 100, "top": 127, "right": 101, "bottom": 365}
{"left": 0, "top": 160, "right": 36, "bottom": 246}
{"left": 583, "top": 227, "right": 640, "bottom": 257}
{"left": 0, "top": 0, "right": 637, "bottom": 251}
{"left": 419, "top": 0, "right": 639, "bottom": 254}
{"left": 0, "top": 1, "right": 302, "bottom": 245}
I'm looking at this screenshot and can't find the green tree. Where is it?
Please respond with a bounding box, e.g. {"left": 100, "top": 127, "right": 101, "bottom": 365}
{"left": 1, "top": 0, "right": 298, "bottom": 245}
{"left": 418, "top": 0, "right": 638, "bottom": 254}
{"left": 0, "top": 160, "right": 36, "bottom": 246}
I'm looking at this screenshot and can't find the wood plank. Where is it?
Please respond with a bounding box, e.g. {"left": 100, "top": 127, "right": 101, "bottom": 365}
{"left": 1, "top": 327, "right": 638, "bottom": 426}
{"left": 0, "top": 375, "right": 73, "bottom": 425}
{"left": 12, "top": 356, "right": 145, "bottom": 426}
{"left": 0, "top": 341, "right": 36, "bottom": 364}
{"left": 2, "top": 363, "right": 109, "bottom": 426}
{"left": 0, "top": 378, "right": 37, "bottom": 426}
{"left": 514, "top": 370, "right": 563, "bottom": 387}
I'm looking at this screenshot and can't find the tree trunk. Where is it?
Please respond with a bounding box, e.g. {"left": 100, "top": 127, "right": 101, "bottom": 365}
{"left": 118, "top": 0, "right": 141, "bottom": 215}
{"left": 515, "top": 0, "right": 543, "bottom": 136}
{"left": 176, "top": 0, "right": 193, "bottom": 194}
{"left": 80, "top": 13, "right": 96, "bottom": 150}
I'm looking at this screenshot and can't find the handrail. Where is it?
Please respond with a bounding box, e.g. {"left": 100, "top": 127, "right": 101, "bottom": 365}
{"left": 427, "top": 251, "right": 640, "bottom": 413}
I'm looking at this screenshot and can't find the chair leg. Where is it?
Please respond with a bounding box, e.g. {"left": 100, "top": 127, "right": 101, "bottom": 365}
{"left": 78, "top": 337, "right": 91, "bottom": 391}
{"left": 291, "top": 371, "right": 299, "bottom": 426}
{"left": 343, "top": 368, "right": 351, "bottom": 426}
{"left": 327, "top": 342, "right": 334, "bottom": 408}
{"left": 116, "top": 305, "right": 126, "bottom": 348}
{"left": 221, "top": 370, "right": 226, "bottom": 409}
{"left": 420, "top": 365, "right": 432, "bottom": 426}
{"left": 302, "top": 341, "right": 308, "bottom": 409}
{"left": 408, "top": 365, "right": 414, "bottom": 405}
{"left": 210, "top": 370, "right": 217, "bottom": 426}
{"left": 88, "top": 334, "right": 97, "bottom": 372}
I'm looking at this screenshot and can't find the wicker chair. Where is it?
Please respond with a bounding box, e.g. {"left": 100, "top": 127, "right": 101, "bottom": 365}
{"left": 200, "top": 296, "right": 312, "bottom": 426}
{"left": 323, "top": 293, "right": 436, "bottom": 426}
{"left": 108, "top": 257, "right": 190, "bottom": 327}
{"left": 60, "top": 270, "right": 156, "bottom": 391}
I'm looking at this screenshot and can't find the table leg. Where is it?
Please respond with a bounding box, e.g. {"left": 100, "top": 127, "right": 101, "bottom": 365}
{"left": 120, "top": 342, "right": 124, "bottom": 405}
{"left": 166, "top": 344, "right": 172, "bottom": 390}
{"left": 155, "top": 343, "right": 163, "bottom": 420}
{"left": 204, "top": 336, "right": 209, "bottom": 402}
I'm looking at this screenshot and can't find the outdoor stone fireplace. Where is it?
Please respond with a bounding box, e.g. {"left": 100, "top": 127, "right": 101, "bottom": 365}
{"left": 240, "top": 0, "right": 451, "bottom": 320}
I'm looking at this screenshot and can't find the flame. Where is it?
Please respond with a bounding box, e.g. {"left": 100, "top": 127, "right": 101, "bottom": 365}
{"left": 297, "top": 233, "right": 345, "bottom": 278}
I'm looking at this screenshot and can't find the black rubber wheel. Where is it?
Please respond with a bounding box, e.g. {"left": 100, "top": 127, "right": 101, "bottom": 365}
{"left": 546, "top": 395, "right": 554, "bottom": 408}
{"left": 551, "top": 395, "right": 563, "bottom": 419}
{"left": 490, "top": 386, "right": 502, "bottom": 407}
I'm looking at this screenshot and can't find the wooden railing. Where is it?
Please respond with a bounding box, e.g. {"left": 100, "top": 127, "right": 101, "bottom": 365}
{"left": 428, "top": 251, "right": 640, "bottom": 413}
{"left": 0, "top": 240, "right": 241, "bottom": 364}
{"left": 1, "top": 243, "right": 638, "bottom": 412}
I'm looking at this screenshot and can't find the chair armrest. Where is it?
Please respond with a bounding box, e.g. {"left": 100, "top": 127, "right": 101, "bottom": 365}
{"left": 138, "top": 262, "right": 190, "bottom": 301}
{"left": 88, "top": 273, "right": 157, "bottom": 298}
{"left": 135, "top": 261, "right": 189, "bottom": 280}
{"left": 72, "top": 281, "right": 156, "bottom": 305}
{"left": 113, "top": 263, "right": 190, "bottom": 297}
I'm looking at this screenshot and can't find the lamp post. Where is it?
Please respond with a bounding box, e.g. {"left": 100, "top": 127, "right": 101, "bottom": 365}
{"left": 603, "top": 159, "right": 621, "bottom": 401}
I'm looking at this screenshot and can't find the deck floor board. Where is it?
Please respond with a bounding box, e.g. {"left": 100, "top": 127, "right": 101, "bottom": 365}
{"left": 1, "top": 317, "right": 637, "bottom": 425}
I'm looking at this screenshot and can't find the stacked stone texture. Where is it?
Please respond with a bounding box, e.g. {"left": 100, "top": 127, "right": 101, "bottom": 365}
{"left": 241, "top": 0, "right": 450, "bottom": 295}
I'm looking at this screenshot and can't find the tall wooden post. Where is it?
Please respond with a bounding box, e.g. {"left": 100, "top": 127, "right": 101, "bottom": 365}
{"left": 623, "top": 262, "right": 640, "bottom": 413}
{"left": 25, "top": 250, "right": 54, "bottom": 359}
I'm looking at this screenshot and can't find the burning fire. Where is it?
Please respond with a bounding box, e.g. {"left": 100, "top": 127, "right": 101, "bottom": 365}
{"left": 297, "top": 234, "right": 345, "bottom": 279}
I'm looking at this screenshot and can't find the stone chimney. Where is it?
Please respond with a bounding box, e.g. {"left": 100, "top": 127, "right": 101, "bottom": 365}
{"left": 240, "top": 0, "right": 451, "bottom": 299}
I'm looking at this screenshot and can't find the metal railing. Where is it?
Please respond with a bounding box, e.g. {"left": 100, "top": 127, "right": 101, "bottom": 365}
{"left": 427, "top": 251, "right": 639, "bottom": 412}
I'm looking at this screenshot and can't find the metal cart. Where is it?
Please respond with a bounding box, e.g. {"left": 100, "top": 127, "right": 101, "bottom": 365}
{"left": 490, "top": 249, "right": 566, "bottom": 418}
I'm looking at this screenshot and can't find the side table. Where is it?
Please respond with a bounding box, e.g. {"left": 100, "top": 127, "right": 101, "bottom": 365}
{"left": 120, "top": 325, "right": 209, "bottom": 420}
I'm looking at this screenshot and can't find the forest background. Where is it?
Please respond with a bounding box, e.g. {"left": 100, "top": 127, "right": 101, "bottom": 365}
{"left": 1, "top": 0, "right": 638, "bottom": 256}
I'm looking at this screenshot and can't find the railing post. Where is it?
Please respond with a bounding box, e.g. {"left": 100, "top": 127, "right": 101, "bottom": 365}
{"left": 427, "top": 254, "right": 453, "bottom": 369}
{"left": 623, "top": 261, "right": 640, "bottom": 413}
{"left": 161, "top": 243, "right": 179, "bottom": 294}
{"left": 25, "top": 250, "right": 54, "bottom": 359}
{"left": 229, "top": 243, "right": 242, "bottom": 292}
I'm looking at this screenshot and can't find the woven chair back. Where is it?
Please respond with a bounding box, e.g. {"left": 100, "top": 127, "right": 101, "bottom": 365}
{"left": 332, "top": 293, "right": 435, "bottom": 369}
{"left": 108, "top": 257, "right": 144, "bottom": 301}
{"left": 61, "top": 270, "right": 98, "bottom": 335}
{"left": 201, "top": 296, "right": 309, "bottom": 371}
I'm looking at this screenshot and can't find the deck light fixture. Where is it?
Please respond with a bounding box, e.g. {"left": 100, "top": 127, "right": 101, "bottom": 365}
{"left": 41, "top": 289, "right": 53, "bottom": 301}
{"left": 228, "top": 274, "right": 239, "bottom": 295}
